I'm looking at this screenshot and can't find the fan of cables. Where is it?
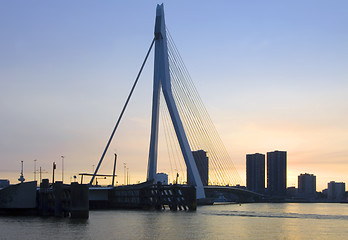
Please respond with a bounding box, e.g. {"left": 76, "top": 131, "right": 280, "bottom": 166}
{"left": 158, "top": 28, "right": 242, "bottom": 186}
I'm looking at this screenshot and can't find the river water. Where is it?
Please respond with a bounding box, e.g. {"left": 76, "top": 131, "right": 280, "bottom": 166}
{"left": 1, "top": 203, "right": 348, "bottom": 239}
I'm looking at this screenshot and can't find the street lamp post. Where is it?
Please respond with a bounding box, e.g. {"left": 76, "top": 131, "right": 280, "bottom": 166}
{"left": 39, "top": 167, "right": 48, "bottom": 183}
{"left": 127, "top": 168, "right": 129, "bottom": 185}
{"left": 61, "top": 156, "right": 64, "bottom": 183}
{"left": 123, "top": 163, "right": 126, "bottom": 185}
{"left": 34, "top": 159, "right": 37, "bottom": 181}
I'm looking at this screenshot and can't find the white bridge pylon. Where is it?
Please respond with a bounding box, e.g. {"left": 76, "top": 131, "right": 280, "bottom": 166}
{"left": 147, "top": 4, "right": 205, "bottom": 199}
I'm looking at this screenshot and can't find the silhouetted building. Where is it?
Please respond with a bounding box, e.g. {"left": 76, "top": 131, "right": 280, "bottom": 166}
{"left": 187, "top": 150, "right": 209, "bottom": 186}
{"left": 328, "top": 181, "right": 346, "bottom": 201}
{"left": 267, "top": 150, "right": 287, "bottom": 197}
{"left": 155, "top": 173, "right": 168, "bottom": 185}
{"left": 298, "top": 173, "right": 316, "bottom": 199}
{"left": 286, "top": 186, "right": 298, "bottom": 198}
{"left": 246, "top": 153, "right": 265, "bottom": 193}
{"left": 0, "top": 179, "right": 10, "bottom": 188}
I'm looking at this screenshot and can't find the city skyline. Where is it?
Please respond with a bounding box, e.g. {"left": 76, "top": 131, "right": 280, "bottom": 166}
{"left": 1, "top": 1, "right": 348, "bottom": 191}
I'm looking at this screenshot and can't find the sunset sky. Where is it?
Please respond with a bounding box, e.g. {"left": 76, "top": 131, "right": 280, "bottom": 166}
{"left": 1, "top": 1, "right": 347, "bottom": 191}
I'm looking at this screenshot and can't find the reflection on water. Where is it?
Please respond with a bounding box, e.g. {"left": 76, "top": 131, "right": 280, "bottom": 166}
{"left": 0, "top": 203, "right": 348, "bottom": 240}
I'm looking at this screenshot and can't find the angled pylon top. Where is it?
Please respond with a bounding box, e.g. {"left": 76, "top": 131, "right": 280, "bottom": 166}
{"left": 154, "top": 4, "right": 165, "bottom": 40}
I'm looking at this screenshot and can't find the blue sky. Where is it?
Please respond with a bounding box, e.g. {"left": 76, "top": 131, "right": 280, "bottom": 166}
{"left": 1, "top": 1, "right": 347, "bottom": 190}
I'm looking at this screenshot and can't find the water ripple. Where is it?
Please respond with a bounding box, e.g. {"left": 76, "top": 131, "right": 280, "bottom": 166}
{"left": 204, "top": 210, "right": 348, "bottom": 220}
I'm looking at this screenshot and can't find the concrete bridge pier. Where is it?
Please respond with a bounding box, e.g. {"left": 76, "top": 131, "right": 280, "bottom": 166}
{"left": 38, "top": 179, "right": 50, "bottom": 216}
{"left": 70, "top": 182, "right": 89, "bottom": 219}
{"left": 53, "top": 181, "right": 64, "bottom": 217}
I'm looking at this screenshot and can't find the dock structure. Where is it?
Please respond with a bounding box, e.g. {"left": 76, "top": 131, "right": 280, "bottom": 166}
{"left": 0, "top": 179, "right": 89, "bottom": 218}
{"left": 0, "top": 178, "right": 197, "bottom": 218}
{"left": 0, "top": 181, "right": 37, "bottom": 215}
{"left": 38, "top": 180, "right": 89, "bottom": 218}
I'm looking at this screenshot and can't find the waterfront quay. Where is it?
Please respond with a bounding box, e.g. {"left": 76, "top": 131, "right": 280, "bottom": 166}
{"left": 0, "top": 180, "right": 199, "bottom": 219}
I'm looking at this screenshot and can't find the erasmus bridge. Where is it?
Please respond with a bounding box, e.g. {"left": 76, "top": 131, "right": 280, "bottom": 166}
{"left": 88, "top": 4, "right": 258, "bottom": 202}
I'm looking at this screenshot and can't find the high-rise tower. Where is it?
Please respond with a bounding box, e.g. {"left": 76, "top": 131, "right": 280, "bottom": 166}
{"left": 267, "top": 150, "right": 287, "bottom": 197}
{"left": 187, "top": 150, "right": 209, "bottom": 186}
{"left": 246, "top": 153, "right": 265, "bottom": 193}
{"left": 298, "top": 173, "right": 316, "bottom": 199}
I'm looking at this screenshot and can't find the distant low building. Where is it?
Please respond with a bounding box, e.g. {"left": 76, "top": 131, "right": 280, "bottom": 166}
{"left": 155, "top": 173, "right": 168, "bottom": 185}
{"left": 298, "top": 173, "right": 316, "bottom": 199}
{"left": 328, "top": 181, "right": 346, "bottom": 201}
{"left": 286, "top": 186, "right": 298, "bottom": 198}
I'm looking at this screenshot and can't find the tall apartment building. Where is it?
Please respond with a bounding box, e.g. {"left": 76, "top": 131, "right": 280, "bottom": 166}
{"left": 267, "top": 150, "right": 287, "bottom": 197}
{"left": 246, "top": 153, "right": 265, "bottom": 193}
{"left": 298, "top": 173, "right": 316, "bottom": 199}
{"left": 187, "top": 150, "right": 209, "bottom": 186}
{"left": 328, "top": 181, "right": 346, "bottom": 201}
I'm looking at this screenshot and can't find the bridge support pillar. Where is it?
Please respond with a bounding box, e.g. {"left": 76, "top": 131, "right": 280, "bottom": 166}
{"left": 147, "top": 3, "right": 205, "bottom": 200}
{"left": 70, "top": 183, "right": 89, "bottom": 219}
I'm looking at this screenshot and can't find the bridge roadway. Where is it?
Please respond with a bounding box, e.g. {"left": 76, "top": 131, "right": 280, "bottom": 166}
{"left": 203, "top": 185, "right": 264, "bottom": 204}
{"left": 88, "top": 183, "right": 264, "bottom": 208}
